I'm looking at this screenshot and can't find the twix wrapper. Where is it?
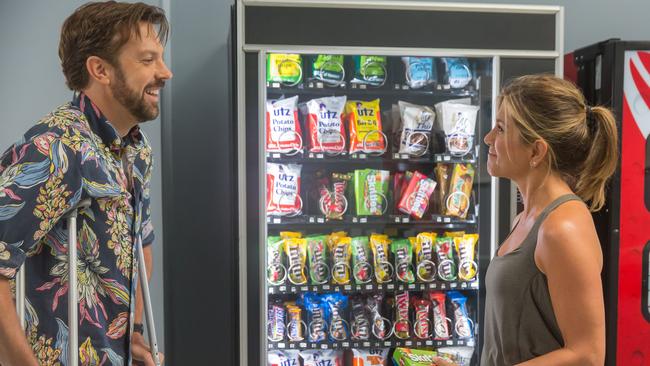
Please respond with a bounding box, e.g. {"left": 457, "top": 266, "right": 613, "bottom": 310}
{"left": 394, "top": 291, "right": 410, "bottom": 339}
{"left": 412, "top": 297, "right": 431, "bottom": 340}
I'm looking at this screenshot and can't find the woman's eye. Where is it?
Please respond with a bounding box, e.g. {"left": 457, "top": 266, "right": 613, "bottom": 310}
{"left": 142, "top": 59, "right": 154, "bottom": 64}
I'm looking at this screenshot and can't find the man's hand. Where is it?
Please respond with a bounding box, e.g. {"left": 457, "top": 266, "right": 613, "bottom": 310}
{"left": 131, "top": 332, "right": 164, "bottom": 366}
{"left": 431, "top": 356, "right": 458, "bottom": 366}
{"left": 0, "top": 277, "right": 40, "bottom": 366}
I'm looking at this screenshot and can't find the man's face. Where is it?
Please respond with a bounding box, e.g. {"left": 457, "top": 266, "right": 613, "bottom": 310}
{"left": 110, "top": 22, "right": 172, "bottom": 122}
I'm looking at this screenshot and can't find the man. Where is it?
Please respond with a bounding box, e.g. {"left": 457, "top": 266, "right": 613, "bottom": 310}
{"left": 0, "top": 2, "right": 172, "bottom": 365}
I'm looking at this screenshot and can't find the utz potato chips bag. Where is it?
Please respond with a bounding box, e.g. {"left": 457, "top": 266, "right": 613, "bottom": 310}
{"left": 306, "top": 96, "right": 347, "bottom": 153}
{"left": 266, "top": 163, "right": 302, "bottom": 216}
{"left": 267, "top": 53, "right": 302, "bottom": 84}
{"left": 346, "top": 100, "right": 384, "bottom": 154}
{"left": 402, "top": 57, "right": 436, "bottom": 89}
{"left": 351, "top": 56, "right": 387, "bottom": 87}
{"left": 352, "top": 348, "right": 389, "bottom": 366}
{"left": 398, "top": 101, "right": 435, "bottom": 156}
{"left": 310, "top": 54, "right": 345, "bottom": 85}
{"left": 268, "top": 350, "right": 300, "bottom": 366}
{"left": 300, "top": 350, "right": 343, "bottom": 366}
{"left": 354, "top": 169, "right": 390, "bottom": 216}
{"left": 446, "top": 164, "right": 475, "bottom": 218}
{"left": 266, "top": 96, "right": 302, "bottom": 152}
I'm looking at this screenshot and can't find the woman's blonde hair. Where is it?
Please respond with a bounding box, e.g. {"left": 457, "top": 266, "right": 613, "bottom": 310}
{"left": 499, "top": 74, "right": 618, "bottom": 211}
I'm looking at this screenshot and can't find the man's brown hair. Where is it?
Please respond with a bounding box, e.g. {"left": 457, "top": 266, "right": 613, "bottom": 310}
{"left": 59, "top": 1, "right": 169, "bottom": 91}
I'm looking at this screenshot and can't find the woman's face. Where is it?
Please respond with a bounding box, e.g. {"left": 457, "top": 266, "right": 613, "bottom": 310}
{"left": 484, "top": 102, "right": 533, "bottom": 180}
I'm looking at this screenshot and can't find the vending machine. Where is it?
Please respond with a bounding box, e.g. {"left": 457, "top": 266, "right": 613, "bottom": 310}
{"left": 235, "top": 2, "right": 563, "bottom": 365}
{"left": 566, "top": 39, "right": 650, "bottom": 366}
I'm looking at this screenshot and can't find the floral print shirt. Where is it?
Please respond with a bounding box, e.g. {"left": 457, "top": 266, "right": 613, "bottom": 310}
{"left": 0, "top": 92, "right": 154, "bottom": 366}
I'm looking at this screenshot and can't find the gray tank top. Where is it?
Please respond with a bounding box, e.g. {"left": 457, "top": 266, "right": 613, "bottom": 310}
{"left": 480, "top": 194, "right": 582, "bottom": 366}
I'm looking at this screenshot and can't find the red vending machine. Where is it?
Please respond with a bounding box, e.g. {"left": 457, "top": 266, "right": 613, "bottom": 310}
{"left": 566, "top": 39, "right": 650, "bottom": 366}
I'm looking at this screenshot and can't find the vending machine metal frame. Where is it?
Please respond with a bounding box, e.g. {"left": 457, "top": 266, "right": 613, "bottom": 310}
{"left": 235, "top": 2, "right": 563, "bottom": 365}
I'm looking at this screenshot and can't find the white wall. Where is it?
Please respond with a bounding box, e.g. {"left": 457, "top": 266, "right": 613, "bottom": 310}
{"left": 0, "top": 0, "right": 165, "bottom": 351}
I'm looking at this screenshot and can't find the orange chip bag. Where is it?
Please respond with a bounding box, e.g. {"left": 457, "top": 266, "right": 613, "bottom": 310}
{"left": 346, "top": 99, "right": 385, "bottom": 154}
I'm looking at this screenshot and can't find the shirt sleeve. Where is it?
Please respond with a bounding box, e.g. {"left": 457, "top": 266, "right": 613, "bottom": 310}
{"left": 140, "top": 146, "right": 155, "bottom": 248}
{"left": 0, "top": 133, "right": 82, "bottom": 279}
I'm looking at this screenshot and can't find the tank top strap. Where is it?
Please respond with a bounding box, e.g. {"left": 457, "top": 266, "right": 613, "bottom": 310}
{"left": 524, "top": 194, "right": 583, "bottom": 247}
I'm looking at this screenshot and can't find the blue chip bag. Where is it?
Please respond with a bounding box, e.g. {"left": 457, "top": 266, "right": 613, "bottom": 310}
{"left": 442, "top": 58, "right": 473, "bottom": 89}
{"left": 402, "top": 57, "right": 436, "bottom": 89}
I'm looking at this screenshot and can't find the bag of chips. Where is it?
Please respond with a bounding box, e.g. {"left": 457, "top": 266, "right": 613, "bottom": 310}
{"left": 446, "top": 164, "right": 475, "bottom": 218}
{"left": 352, "top": 348, "right": 389, "bottom": 366}
{"left": 266, "top": 163, "right": 302, "bottom": 216}
{"left": 438, "top": 101, "right": 479, "bottom": 156}
{"left": 351, "top": 56, "right": 387, "bottom": 87}
{"left": 402, "top": 57, "right": 436, "bottom": 89}
{"left": 266, "top": 96, "right": 302, "bottom": 152}
{"left": 441, "top": 58, "right": 472, "bottom": 89}
{"left": 310, "top": 54, "right": 345, "bottom": 86}
{"left": 267, "top": 53, "right": 302, "bottom": 85}
{"left": 397, "top": 101, "right": 436, "bottom": 156}
{"left": 354, "top": 169, "right": 390, "bottom": 216}
{"left": 268, "top": 350, "right": 300, "bottom": 366}
{"left": 300, "top": 350, "right": 344, "bottom": 366}
{"left": 346, "top": 99, "right": 385, "bottom": 154}
{"left": 306, "top": 96, "right": 347, "bottom": 153}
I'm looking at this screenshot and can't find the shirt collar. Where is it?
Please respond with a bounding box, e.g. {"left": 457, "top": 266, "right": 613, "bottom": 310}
{"left": 71, "top": 92, "right": 143, "bottom": 152}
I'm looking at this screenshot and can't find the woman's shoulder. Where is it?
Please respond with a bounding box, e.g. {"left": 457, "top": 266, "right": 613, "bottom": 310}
{"left": 534, "top": 198, "right": 602, "bottom": 274}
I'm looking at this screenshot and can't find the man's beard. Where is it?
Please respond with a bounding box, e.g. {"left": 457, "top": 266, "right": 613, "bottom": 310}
{"left": 111, "top": 67, "right": 162, "bottom": 122}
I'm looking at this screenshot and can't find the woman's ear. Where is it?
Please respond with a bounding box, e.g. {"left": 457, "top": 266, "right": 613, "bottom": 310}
{"left": 529, "top": 138, "right": 548, "bottom": 167}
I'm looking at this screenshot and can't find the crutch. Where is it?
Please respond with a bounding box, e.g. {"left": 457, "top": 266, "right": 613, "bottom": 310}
{"left": 135, "top": 233, "right": 161, "bottom": 365}
{"left": 15, "top": 199, "right": 91, "bottom": 364}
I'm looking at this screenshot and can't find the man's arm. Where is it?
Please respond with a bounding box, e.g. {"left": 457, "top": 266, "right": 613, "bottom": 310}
{"left": 0, "top": 278, "right": 39, "bottom": 366}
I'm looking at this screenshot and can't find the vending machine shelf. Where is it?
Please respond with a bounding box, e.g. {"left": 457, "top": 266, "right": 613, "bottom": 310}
{"left": 267, "top": 338, "right": 476, "bottom": 351}
{"left": 268, "top": 279, "right": 479, "bottom": 295}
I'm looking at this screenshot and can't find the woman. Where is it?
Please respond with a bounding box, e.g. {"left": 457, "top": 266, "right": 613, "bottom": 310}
{"left": 436, "top": 74, "right": 618, "bottom": 366}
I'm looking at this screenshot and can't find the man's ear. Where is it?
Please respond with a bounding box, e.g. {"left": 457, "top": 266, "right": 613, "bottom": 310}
{"left": 86, "top": 56, "right": 112, "bottom": 86}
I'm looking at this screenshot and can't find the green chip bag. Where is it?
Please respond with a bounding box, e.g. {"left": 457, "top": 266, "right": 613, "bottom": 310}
{"left": 392, "top": 238, "right": 415, "bottom": 283}
{"left": 351, "top": 55, "right": 387, "bottom": 86}
{"left": 392, "top": 348, "right": 440, "bottom": 366}
{"left": 311, "top": 54, "right": 345, "bottom": 85}
{"left": 350, "top": 236, "right": 372, "bottom": 284}
{"left": 306, "top": 235, "right": 329, "bottom": 284}
{"left": 354, "top": 169, "right": 390, "bottom": 216}
{"left": 267, "top": 54, "right": 302, "bottom": 84}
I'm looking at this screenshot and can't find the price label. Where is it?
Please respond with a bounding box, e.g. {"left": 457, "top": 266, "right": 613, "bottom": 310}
{"left": 402, "top": 217, "right": 410, "bottom": 223}
{"left": 444, "top": 155, "right": 451, "bottom": 161}
{"left": 444, "top": 217, "right": 451, "bottom": 223}
{"left": 408, "top": 284, "right": 415, "bottom": 290}
{"left": 321, "top": 344, "right": 328, "bottom": 349}
{"left": 360, "top": 217, "right": 367, "bottom": 223}
{"left": 323, "top": 285, "right": 330, "bottom": 290}
{"left": 301, "top": 286, "right": 308, "bottom": 291}
{"left": 405, "top": 341, "right": 412, "bottom": 346}
{"left": 279, "top": 343, "right": 286, "bottom": 348}
{"left": 272, "top": 153, "right": 281, "bottom": 159}
{"left": 300, "top": 343, "right": 307, "bottom": 348}
{"left": 317, "top": 218, "right": 325, "bottom": 223}
{"left": 387, "top": 284, "right": 394, "bottom": 290}
{"left": 309, "top": 217, "right": 315, "bottom": 223}
{"left": 426, "top": 341, "right": 433, "bottom": 346}
{"left": 344, "top": 285, "right": 351, "bottom": 291}
{"left": 280, "top": 286, "right": 286, "bottom": 291}
{"left": 366, "top": 284, "right": 373, "bottom": 290}
{"left": 451, "top": 283, "right": 457, "bottom": 289}
{"left": 316, "top": 153, "right": 324, "bottom": 159}
{"left": 273, "top": 218, "right": 281, "bottom": 224}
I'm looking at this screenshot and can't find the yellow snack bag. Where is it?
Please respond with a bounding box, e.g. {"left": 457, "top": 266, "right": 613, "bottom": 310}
{"left": 445, "top": 164, "right": 475, "bottom": 218}
{"left": 415, "top": 232, "right": 437, "bottom": 282}
{"left": 330, "top": 237, "right": 352, "bottom": 284}
{"left": 444, "top": 231, "right": 465, "bottom": 238}
{"left": 280, "top": 231, "right": 302, "bottom": 239}
{"left": 455, "top": 234, "right": 479, "bottom": 281}
{"left": 285, "top": 238, "right": 307, "bottom": 285}
{"left": 370, "top": 234, "right": 392, "bottom": 283}
{"left": 346, "top": 99, "right": 385, "bottom": 154}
